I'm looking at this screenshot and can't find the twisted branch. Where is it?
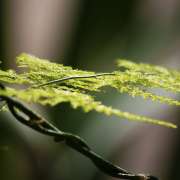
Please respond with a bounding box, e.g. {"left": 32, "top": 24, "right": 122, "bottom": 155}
{"left": 0, "top": 84, "right": 158, "bottom": 180}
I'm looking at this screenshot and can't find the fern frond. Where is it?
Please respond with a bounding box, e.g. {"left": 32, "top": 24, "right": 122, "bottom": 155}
{"left": 0, "top": 53, "right": 179, "bottom": 128}
{"left": 112, "top": 83, "right": 180, "bottom": 106}
{"left": 117, "top": 60, "right": 180, "bottom": 93}
{"left": 0, "top": 69, "right": 28, "bottom": 84}
{"left": 0, "top": 87, "right": 176, "bottom": 129}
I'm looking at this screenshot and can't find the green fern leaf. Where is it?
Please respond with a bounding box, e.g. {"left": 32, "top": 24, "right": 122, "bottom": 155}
{"left": 0, "top": 53, "right": 179, "bottom": 129}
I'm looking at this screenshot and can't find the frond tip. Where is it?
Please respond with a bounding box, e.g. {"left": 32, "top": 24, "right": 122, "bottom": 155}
{"left": 0, "top": 53, "right": 179, "bottom": 128}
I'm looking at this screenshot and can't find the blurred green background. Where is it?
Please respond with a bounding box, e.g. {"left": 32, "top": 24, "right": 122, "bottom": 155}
{"left": 0, "top": 1, "right": 179, "bottom": 180}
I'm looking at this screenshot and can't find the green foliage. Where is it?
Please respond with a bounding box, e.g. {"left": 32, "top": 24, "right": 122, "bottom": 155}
{"left": 0, "top": 53, "right": 179, "bottom": 128}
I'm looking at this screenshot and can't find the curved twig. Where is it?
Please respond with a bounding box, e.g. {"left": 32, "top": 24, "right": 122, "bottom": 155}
{"left": 0, "top": 84, "right": 158, "bottom": 180}
{"left": 33, "top": 73, "right": 115, "bottom": 88}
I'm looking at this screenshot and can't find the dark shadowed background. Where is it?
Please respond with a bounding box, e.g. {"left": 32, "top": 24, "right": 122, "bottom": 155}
{"left": 0, "top": 1, "right": 179, "bottom": 180}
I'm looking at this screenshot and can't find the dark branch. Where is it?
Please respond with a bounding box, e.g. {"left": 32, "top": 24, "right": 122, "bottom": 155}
{"left": 0, "top": 84, "right": 158, "bottom": 180}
